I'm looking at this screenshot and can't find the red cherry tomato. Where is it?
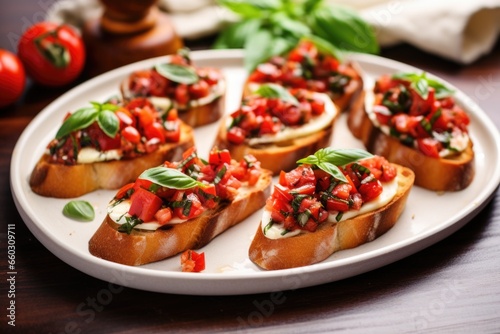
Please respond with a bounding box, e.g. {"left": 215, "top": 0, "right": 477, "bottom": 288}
{"left": 18, "top": 22, "right": 85, "bottom": 87}
{"left": 0, "top": 49, "right": 25, "bottom": 108}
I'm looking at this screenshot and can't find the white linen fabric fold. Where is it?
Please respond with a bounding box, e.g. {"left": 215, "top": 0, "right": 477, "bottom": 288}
{"left": 46, "top": 0, "right": 500, "bottom": 64}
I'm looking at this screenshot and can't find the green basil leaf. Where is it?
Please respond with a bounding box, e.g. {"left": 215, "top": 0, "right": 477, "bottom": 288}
{"left": 317, "top": 162, "right": 348, "bottom": 183}
{"left": 244, "top": 29, "right": 275, "bottom": 71}
{"left": 303, "top": 0, "right": 323, "bottom": 13}
{"left": 297, "top": 148, "right": 372, "bottom": 182}
{"left": 254, "top": 83, "right": 299, "bottom": 105}
{"left": 97, "top": 109, "right": 120, "bottom": 138}
{"left": 218, "top": 0, "right": 281, "bottom": 18}
{"left": 213, "top": 18, "right": 262, "bottom": 49}
{"left": 425, "top": 77, "right": 455, "bottom": 99}
{"left": 308, "top": 4, "right": 379, "bottom": 54}
{"left": 316, "top": 148, "right": 373, "bottom": 166}
{"left": 139, "top": 167, "right": 202, "bottom": 189}
{"left": 296, "top": 154, "right": 319, "bottom": 165}
{"left": 55, "top": 107, "right": 98, "bottom": 139}
{"left": 63, "top": 200, "right": 95, "bottom": 222}
{"left": 155, "top": 63, "right": 199, "bottom": 85}
{"left": 393, "top": 72, "right": 454, "bottom": 99}
{"left": 271, "top": 12, "right": 311, "bottom": 38}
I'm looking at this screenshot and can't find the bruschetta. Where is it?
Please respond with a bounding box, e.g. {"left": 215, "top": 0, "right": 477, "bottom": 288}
{"left": 244, "top": 39, "right": 364, "bottom": 113}
{"left": 89, "top": 147, "right": 272, "bottom": 266}
{"left": 121, "top": 48, "right": 225, "bottom": 127}
{"left": 347, "top": 72, "right": 474, "bottom": 191}
{"left": 249, "top": 148, "right": 415, "bottom": 270}
{"left": 213, "top": 83, "right": 339, "bottom": 174}
{"left": 29, "top": 98, "right": 194, "bottom": 198}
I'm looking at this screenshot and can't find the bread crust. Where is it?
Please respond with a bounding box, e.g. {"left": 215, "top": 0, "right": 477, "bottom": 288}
{"left": 29, "top": 123, "right": 195, "bottom": 198}
{"left": 249, "top": 165, "right": 415, "bottom": 270}
{"left": 213, "top": 116, "right": 335, "bottom": 175}
{"left": 89, "top": 169, "right": 273, "bottom": 266}
{"left": 347, "top": 96, "right": 475, "bottom": 191}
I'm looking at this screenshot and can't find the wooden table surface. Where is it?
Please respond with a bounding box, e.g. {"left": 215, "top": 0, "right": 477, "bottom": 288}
{"left": 1, "top": 2, "right": 499, "bottom": 333}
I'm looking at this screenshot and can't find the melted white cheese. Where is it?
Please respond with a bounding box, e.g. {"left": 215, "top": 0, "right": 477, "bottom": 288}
{"left": 107, "top": 199, "right": 187, "bottom": 231}
{"left": 77, "top": 148, "right": 122, "bottom": 164}
{"left": 227, "top": 92, "right": 337, "bottom": 146}
{"left": 261, "top": 176, "right": 399, "bottom": 240}
{"left": 365, "top": 90, "right": 469, "bottom": 158}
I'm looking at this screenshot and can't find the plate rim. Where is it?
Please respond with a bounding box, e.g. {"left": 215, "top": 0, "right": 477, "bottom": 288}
{"left": 10, "top": 49, "right": 500, "bottom": 295}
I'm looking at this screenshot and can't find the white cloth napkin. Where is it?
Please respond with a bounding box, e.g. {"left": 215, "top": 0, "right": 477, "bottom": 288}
{"left": 46, "top": 0, "right": 500, "bottom": 64}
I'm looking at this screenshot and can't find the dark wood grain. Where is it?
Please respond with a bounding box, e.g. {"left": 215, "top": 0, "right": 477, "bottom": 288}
{"left": 1, "top": 4, "right": 499, "bottom": 333}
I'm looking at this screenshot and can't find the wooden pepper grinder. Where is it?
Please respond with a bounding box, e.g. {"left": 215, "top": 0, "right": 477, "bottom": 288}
{"left": 82, "top": 0, "right": 183, "bottom": 76}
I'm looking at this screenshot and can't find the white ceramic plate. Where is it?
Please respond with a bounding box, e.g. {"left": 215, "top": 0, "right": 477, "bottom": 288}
{"left": 11, "top": 50, "right": 500, "bottom": 295}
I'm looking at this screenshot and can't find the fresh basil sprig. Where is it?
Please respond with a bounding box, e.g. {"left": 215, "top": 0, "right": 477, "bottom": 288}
{"left": 254, "top": 83, "right": 299, "bottom": 105}
{"left": 215, "top": 0, "right": 378, "bottom": 71}
{"left": 297, "top": 148, "right": 373, "bottom": 183}
{"left": 138, "top": 167, "right": 204, "bottom": 190}
{"left": 155, "top": 63, "right": 199, "bottom": 85}
{"left": 55, "top": 102, "right": 120, "bottom": 139}
{"left": 392, "top": 72, "right": 455, "bottom": 100}
{"left": 62, "top": 200, "right": 95, "bottom": 222}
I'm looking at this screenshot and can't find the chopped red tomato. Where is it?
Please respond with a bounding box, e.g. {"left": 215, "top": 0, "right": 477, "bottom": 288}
{"left": 115, "top": 183, "right": 135, "bottom": 200}
{"left": 155, "top": 207, "right": 173, "bottom": 225}
{"left": 121, "top": 126, "right": 141, "bottom": 144}
{"left": 209, "top": 148, "right": 232, "bottom": 165}
{"left": 129, "top": 187, "right": 163, "bottom": 222}
{"left": 181, "top": 250, "right": 205, "bottom": 272}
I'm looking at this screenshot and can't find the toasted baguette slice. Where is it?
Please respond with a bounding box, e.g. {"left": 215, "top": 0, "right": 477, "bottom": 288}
{"left": 214, "top": 121, "right": 334, "bottom": 175}
{"left": 89, "top": 169, "right": 272, "bottom": 266}
{"left": 213, "top": 92, "right": 338, "bottom": 175}
{"left": 29, "top": 123, "right": 195, "bottom": 198}
{"left": 244, "top": 61, "right": 364, "bottom": 114}
{"left": 347, "top": 95, "right": 475, "bottom": 191}
{"left": 249, "top": 165, "right": 414, "bottom": 270}
{"left": 120, "top": 70, "right": 226, "bottom": 128}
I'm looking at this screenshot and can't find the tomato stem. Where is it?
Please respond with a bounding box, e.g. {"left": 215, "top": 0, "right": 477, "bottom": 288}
{"left": 34, "top": 26, "right": 71, "bottom": 68}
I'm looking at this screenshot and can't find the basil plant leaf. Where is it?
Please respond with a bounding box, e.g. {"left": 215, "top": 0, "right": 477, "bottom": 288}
{"left": 139, "top": 167, "right": 202, "bottom": 189}
{"left": 55, "top": 107, "right": 98, "bottom": 139}
{"left": 97, "top": 109, "right": 120, "bottom": 138}
{"left": 308, "top": 4, "right": 379, "bottom": 54}
{"left": 155, "top": 63, "right": 199, "bottom": 85}
{"left": 302, "top": 35, "right": 344, "bottom": 62}
{"left": 425, "top": 77, "right": 455, "bottom": 99}
{"left": 392, "top": 72, "right": 455, "bottom": 99}
{"left": 213, "top": 18, "right": 262, "bottom": 49}
{"left": 63, "top": 200, "right": 95, "bottom": 222}
{"left": 254, "top": 83, "right": 299, "bottom": 106}
{"left": 271, "top": 12, "right": 311, "bottom": 38}
{"left": 217, "top": 0, "right": 281, "bottom": 18}
{"left": 244, "top": 28, "right": 275, "bottom": 72}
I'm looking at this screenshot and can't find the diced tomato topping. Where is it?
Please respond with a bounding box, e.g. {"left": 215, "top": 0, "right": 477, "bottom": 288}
{"left": 144, "top": 122, "right": 166, "bottom": 143}
{"left": 209, "top": 148, "right": 232, "bottom": 165}
{"left": 188, "top": 80, "right": 210, "bottom": 99}
{"left": 121, "top": 126, "right": 141, "bottom": 144}
{"left": 181, "top": 250, "right": 205, "bottom": 272}
{"left": 175, "top": 84, "right": 189, "bottom": 105}
{"left": 115, "top": 183, "right": 135, "bottom": 200}
{"left": 417, "top": 138, "right": 442, "bottom": 158}
{"left": 129, "top": 187, "right": 163, "bottom": 222}
{"left": 358, "top": 181, "right": 383, "bottom": 203}
{"left": 164, "top": 120, "right": 181, "bottom": 142}
{"left": 227, "top": 127, "right": 246, "bottom": 144}
{"left": 155, "top": 207, "right": 173, "bottom": 225}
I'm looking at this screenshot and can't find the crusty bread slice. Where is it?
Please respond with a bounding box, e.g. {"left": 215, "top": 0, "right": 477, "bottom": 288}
{"left": 347, "top": 95, "right": 475, "bottom": 191}
{"left": 89, "top": 169, "right": 273, "bottom": 266}
{"left": 213, "top": 118, "right": 335, "bottom": 175}
{"left": 249, "top": 165, "right": 414, "bottom": 270}
{"left": 243, "top": 62, "right": 364, "bottom": 114}
{"left": 120, "top": 72, "right": 226, "bottom": 128}
{"left": 29, "top": 123, "right": 195, "bottom": 198}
